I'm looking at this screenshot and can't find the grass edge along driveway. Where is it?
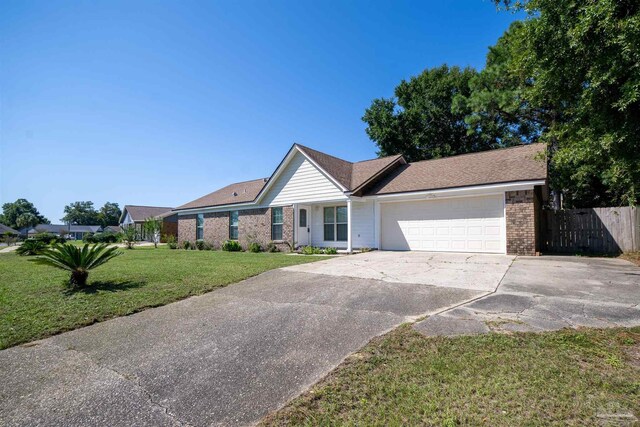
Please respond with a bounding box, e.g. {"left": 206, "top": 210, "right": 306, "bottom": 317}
{"left": 0, "top": 247, "right": 323, "bottom": 349}
{"left": 261, "top": 325, "right": 640, "bottom": 426}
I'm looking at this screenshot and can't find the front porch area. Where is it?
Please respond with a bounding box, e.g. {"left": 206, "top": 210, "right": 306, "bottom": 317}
{"left": 293, "top": 199, "right": 376, "bottom": 252}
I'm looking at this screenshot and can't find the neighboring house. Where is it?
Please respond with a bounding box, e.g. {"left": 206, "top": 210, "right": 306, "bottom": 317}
{"left": 20, "top": 224, "right": 102, "bottom": 240}
{"left": 119, "top": 205, "right": 177, "bottom": 241}
{"left": 102, "top": 225, "right": 122, "bottom": 234}
{"left": 174, "top": 143, "right": 547, "bottom": 255}
{"left": 0, "top": 224, "right": 20, "bottom": 235}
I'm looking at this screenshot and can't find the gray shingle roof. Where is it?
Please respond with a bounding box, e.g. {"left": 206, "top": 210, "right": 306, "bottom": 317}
{"left": 123, "top": 205, "right": 174, "bottom": 222}
{"left": 365, "top": 143, "right": 547, "bottom": 195}
{"left": 175, "top": 178, "right": 268, "bottom": 211}
{"left": 0, "top": 224, "right": 19, "bottom": 234}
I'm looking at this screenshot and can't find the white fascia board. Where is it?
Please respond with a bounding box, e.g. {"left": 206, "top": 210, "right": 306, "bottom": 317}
{"left": 365, "top": 180, "right": 545, "bottom": 202}
{"left": 175, "top": 202, "right": 257, "bottom": 216}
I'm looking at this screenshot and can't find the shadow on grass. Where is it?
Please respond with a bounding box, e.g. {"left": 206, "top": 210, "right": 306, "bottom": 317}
{"left": 64, "top": 280, "right": 146, "bottom": 295}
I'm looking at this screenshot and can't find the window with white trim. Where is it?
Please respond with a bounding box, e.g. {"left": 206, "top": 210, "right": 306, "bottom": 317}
{"left": 323, "top": 206, "right": 347, "bottom": 241}
{"left": 271, "top": 207, "right": 283, "bottom": 240}
{"left": 196, "top": 213, "right": 204, "bottom": 240}
{"left": 229, "top": 211, "right": 239, "bottom": 240}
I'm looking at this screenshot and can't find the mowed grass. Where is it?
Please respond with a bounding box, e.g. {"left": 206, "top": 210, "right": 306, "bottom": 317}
{"left": 0, "top": 247, "right": 321, "bottom": 349}
{"left": 262, "top": 325, "right": 640, "bottom": 426}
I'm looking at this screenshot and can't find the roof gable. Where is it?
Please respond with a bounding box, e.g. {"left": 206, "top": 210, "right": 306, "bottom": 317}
{"left": 258, "top": 150, "right": 347, "bottom": 206}
{"left": 350, "top": 155, "right": 405, "bottom": 193}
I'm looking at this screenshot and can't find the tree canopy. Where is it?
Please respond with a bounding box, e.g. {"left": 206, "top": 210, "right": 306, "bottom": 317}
{"left": 61, "top": 201, "right": 100, "bottom": 225}
{"left": 364, "top": 0, "right": 640, "bottom": 207}
{"left": 98, "top": 202, "right": 122, "bottom": 227}
{"left": 0, "top": 199, "right": 49, "bottom": 229}
{"left": 362, "top": 65, "right": 520, "bottom": 163}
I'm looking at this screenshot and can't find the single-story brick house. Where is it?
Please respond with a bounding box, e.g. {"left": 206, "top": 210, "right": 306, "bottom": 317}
{"left": 175, "top": 143, "right": 547, "bottom": 255}
{"left": 119, "top": 205, "right": 178, "bottom": 241}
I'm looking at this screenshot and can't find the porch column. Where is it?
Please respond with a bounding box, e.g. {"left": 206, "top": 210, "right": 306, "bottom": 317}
{"left": 347, "top": 199, "right": 353, "bottom": 253}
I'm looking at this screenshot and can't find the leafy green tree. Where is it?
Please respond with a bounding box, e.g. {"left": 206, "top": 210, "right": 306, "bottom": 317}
{"left": 61, "top": 201, "right": 100, "bottom": 225}
{"left": 362, "top": 65, "right": 519, "bottom": 162}
{"left": 489, "top": 0, "right": 640, "bottom": 207}
{"left": 98, "top": 202, "right": 122, "bottom": 227}
{"left": 455, "top": 21, "right": 546, "bottom": 148}
{"left": 143, "top": 217, "right": 162, "bottom": 248}
{"left": 0, "top": 199, "right": 49, "bottom": 229}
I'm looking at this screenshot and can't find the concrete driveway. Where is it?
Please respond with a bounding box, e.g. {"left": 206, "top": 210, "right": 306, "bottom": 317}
{"left": 2, "top": 252, "right": 639, "bottom": 427}
{"left": 283, "top": 251, "right": 515, "bottom": 292}
{"left": 0, "top": 259, "right": 486, "bottom": 427}
{"left": 415, "top": 255, "right": 640, "bottom": 336}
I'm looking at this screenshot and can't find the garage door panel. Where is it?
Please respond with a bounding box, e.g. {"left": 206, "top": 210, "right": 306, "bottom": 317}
{"left": 381, "top": 194, "right": 505, "bottom": 254}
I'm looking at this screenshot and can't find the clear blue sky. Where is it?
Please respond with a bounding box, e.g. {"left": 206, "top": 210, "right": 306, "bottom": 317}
{"left": 0, "top": 0, "right": 522, "bottom": 223}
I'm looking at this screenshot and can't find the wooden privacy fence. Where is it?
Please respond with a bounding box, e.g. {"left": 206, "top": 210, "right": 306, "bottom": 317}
{"left": 542, "top": 207, "right": 639, "bottom": 253}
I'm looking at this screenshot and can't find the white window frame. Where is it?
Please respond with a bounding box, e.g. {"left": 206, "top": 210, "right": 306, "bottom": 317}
{"left": 323, "top": 206, "right": 348, "bottom": 242}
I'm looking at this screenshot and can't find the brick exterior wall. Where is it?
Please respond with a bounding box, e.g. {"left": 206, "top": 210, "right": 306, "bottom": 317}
{"left": 177, "top": 206, "right": 294, "bottom": 251}
{"left": 505, "top": 189, "right": 539, "bottom": 256}
{"left": 177, "top": 214, "right": 196, "bottom": 244}
{"left": 161, "top": 221, "right": 178, "bottom": 239}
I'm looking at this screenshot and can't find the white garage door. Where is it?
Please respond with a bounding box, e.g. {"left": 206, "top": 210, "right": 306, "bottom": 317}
{"left": 380, "top": 194, "right": 505, "bottom": 253}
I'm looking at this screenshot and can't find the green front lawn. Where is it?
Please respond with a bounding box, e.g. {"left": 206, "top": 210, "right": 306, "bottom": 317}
{"left": 0, "top": 247, "right": 320, "bottom": 349}
{"left": 262, "top": 325, "right": 640, "bottom": 426}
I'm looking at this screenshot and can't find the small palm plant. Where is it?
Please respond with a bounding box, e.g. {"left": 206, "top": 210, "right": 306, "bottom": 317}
{"left": 16, "top": 239, "right": 47, "bottom": 256}
{"left": 33, "top": 243, "right": 122, "bottom": 287}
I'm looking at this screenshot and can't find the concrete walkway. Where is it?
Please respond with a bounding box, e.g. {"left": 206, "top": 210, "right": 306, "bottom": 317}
{"left": 415, "top": 256, "right": 640, "bottom": 336}
{"left": 0, "top": 269, "right": 482, "bottom": 427}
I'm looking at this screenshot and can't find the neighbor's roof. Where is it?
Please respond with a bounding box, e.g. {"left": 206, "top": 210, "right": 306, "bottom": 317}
{"left": 366, "top": 143, "right": 547, "bottom": 196}
{"left": 175, "top": 178, "right": 268, "bottom": 210}
{"left": 0, "top": 223, "right": 19, "bottom": 234}
{"left": 123, "top": 205, "right": 174, "bottom": 222}
{"left": 22, "top": 224, "right": 102, "bottom": 234}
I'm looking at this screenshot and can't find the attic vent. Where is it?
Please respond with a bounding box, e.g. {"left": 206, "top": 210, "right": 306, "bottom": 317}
{"left": 263, "top": 178, "right": 268, "bottom": 183}
{"left": 232, "top": 191, "right": 238, "bottom": 197}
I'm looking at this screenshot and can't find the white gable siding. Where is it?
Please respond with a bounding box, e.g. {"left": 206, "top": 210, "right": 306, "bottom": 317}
{"left": 122, "top": 212, "right": 134, "bottom": 225}
{"left": 261, "top": 152, "right": 347, "bottom": 206}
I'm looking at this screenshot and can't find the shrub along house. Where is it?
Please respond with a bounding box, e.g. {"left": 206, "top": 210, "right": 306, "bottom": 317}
{"left": 175, "top": 143, "right": 547, "bottom": 255}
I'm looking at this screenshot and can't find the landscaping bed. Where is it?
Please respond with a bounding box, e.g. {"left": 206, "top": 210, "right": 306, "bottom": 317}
{"left": 262, "top": 325, "right": 640, "bottom": 426}
{"left": 0, "top": 247, "right": 321, "bottom": 349}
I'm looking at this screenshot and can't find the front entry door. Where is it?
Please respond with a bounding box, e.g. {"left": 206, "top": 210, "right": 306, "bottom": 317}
{"left": 298, "top": 205, "right": 310, "bottom": 246}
